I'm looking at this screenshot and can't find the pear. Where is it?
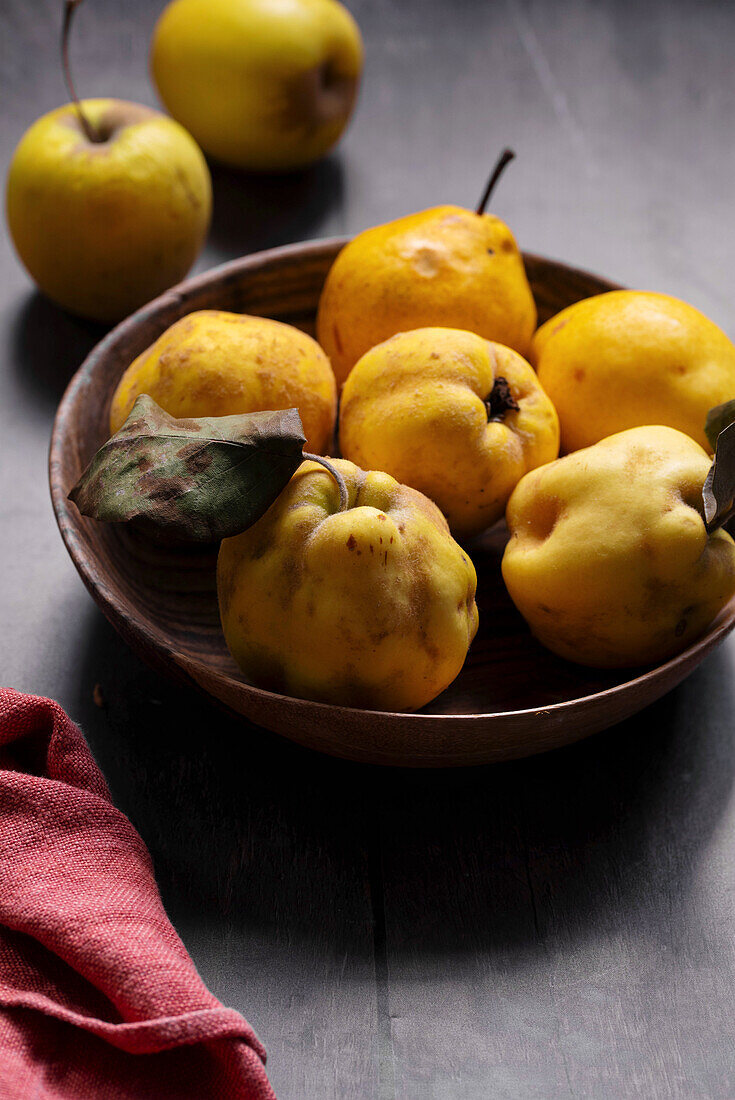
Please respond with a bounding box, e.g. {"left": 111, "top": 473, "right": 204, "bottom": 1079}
{"left": 316, "top": 151, "right": 536, "bottom": 387}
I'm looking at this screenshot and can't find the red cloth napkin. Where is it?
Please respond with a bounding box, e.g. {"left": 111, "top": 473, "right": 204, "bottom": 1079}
{"left": 0, "top": 688, "right": 277, "bottom": 1100}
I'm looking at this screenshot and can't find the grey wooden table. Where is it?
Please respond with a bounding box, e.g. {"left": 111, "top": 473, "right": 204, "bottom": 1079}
{"left": 2, "top": 1, "right": 735, "bottom": 1096}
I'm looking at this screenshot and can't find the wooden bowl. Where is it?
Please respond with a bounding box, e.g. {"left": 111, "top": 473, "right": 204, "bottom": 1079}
{"left": 49, "top": 239, "right": 735, "bottom": 767}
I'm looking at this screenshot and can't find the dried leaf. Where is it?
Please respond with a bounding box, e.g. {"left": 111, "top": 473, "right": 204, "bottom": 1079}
{"left": 703, "top": 421, "right": 735, "bottom": 533}
{"left": 705, "top": 400, "right": 735, "bottom": 453}
{"left": 69, "top": 395, "right": 306, "bottom": 542}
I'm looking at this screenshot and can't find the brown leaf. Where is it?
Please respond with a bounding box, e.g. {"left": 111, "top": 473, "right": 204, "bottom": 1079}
{"left": 69, "top": 395, "right": 306, "bottom": 542}
{"left": 705, "top": 399, "right": 735, "bottom": 453}
{"left": 703, "top": 421, "right": 735, "bottom": 534}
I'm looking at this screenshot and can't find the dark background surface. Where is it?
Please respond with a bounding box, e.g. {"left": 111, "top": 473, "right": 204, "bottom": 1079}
{"left": 3, "top": 1, "right": 735, "bottom": 1096}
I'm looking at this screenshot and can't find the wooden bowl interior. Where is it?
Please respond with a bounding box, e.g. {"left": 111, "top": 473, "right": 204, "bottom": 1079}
{"left": 50, "top": 241, "right": 735, "bottom": 765}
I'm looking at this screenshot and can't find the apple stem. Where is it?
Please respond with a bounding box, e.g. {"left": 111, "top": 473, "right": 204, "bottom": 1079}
{"left": 475, "top": 149, "right": 516, "bottom": 216}
{"left": 303, "top": 453, "right": 349, "bottom": 512}
{"left": 62, "top": 0, "right": 100, "bottom": 143}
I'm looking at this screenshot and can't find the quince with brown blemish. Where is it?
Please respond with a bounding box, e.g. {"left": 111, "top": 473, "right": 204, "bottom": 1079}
{"left": 109, "top": 310, "right": 337, "bottom": 454}
{"left": 217, "top": 458, "right": 479, "bottom": 710}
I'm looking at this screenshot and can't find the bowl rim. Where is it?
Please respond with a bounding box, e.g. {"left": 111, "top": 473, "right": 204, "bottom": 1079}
{"left": 48, "top": 237, "right": 735, "bottom": 730}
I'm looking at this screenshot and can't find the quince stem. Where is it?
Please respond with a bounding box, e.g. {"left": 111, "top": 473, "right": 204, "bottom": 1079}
{"left": 62, "top": 0, "right": 100, "bottom": 144}
{"left": 303, "top": 453, "right": 349, "bottom": 512}
{"left": 484, "top": 376, "right": 520, "bottom": 422}
{"left": 475, "top": 149, "right": 516, "bottom": 216}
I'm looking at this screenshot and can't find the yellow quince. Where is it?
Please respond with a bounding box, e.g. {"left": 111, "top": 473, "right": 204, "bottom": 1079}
{"left": 502, "top": 426, "right": 735, "bottom": 667}
{"left": 109, "top": 310, "right": 337, "bottom": 453}
{"left": 217, "top": 458, "right": 479, "bottom": 710}
{"left": 532, "top": 291, "right": 735, "bottom": 453}
{"left": 339, "top": 328, "right": 559, "bottom": 538}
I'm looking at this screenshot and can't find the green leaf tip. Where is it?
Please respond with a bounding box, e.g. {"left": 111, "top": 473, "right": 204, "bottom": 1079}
{"left": 703, "top": 420, "right": 735, "bottom": 535}
{"left": 68, "top": 395, "right": 307, "bottom": 542}
{"left": 705, "top": 399, "right": 735, "bottom": 453}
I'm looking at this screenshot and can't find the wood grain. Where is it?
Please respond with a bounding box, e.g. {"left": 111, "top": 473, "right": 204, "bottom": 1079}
{"left": 49, "top": 241, "right": 735, "bottom": 766}
{"left": 5, "top": 0, "right": 735, "bottom": 1096}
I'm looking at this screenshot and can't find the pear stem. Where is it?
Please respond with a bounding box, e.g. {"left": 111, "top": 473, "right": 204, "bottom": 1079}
{"left": 303, "top": 453, "right": 349, "bottom": 512}
{"left": 475, "top": 148, "right": 516, "bottom": 216}
{"left": 62, "top": 0, "right": 100, "bottom": 143}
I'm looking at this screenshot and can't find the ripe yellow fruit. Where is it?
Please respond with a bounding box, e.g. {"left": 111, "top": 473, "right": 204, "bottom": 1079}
{"left": 532, "top": 290, "right": 735, "bottom": 453}
{"left": 6, "top": 99, "right": 211, "bottom": 323}
{"left": 151, "top": 0, "right": 363, "bottom": 171}
{"left": 109, "top": 310, "right": 337, "bottom": 454}
{"left": 317, "top": 205, "right": 537, "bottom": 387}
{"left": 340, "top": 328, "right": 559, "bottom": 538}
{"left": 502, "top": 426, "right": 735, "bottom": 667}
{"left": 217, "top": 459, "right": 479, "bottom": 710}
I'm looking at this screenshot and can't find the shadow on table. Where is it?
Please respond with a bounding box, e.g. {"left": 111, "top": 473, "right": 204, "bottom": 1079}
{"left": 205, "top": 155, "right": 345, "bottom": 262}
{"left": 72, "top": 606, "right": 377, "bottom": 955}
{"left": 71, "top": 604, "right": 735, "bottom": 963}
{"left": 369, "top": 657, "right": 735, "bottom": 956}
{"left": 10, "top": 291, "right": 106, "bottom": 414}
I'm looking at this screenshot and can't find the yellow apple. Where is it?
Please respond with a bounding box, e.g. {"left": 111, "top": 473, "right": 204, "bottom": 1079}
{"left": 151, "top": 0, "right": 363, "bottom": 171}
{"left": 6, "top": 98, "right": 212, "bottom": 323}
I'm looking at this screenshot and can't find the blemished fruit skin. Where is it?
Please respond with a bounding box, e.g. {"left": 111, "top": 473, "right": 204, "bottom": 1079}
{"left": 109, "top": 310, "right": 337, "bottom": 454}
{"left": 339, "top": 328, "right": 559, "bottom": 538}
{"left": 502, "top": 425, "right": 735, "bottom": 668}
{"left": 316, "top": 205, "right": 537, "bottom": 387}
{"left": 151, "top": 0, "right": 363, "bottom": 171}
{"left": 531, "top": 290, "right": 735, "bottom": 454}
{"left": 6, "top": 99, "right": 211, "bottom": 323}
{"left": 217, "top": 459, "right": 479, "bottom": 710}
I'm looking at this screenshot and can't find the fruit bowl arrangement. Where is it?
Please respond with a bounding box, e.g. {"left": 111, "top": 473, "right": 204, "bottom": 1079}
{"left": 49, "top": 237, "right": 735, "bottom": 767}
